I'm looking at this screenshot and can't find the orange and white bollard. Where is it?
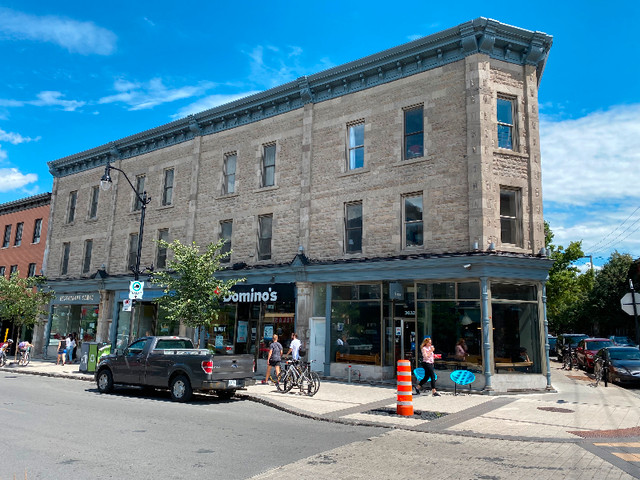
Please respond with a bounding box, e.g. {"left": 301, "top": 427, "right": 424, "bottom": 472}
{"left": 396, "top": 359, "right": 413, "bottom": 416}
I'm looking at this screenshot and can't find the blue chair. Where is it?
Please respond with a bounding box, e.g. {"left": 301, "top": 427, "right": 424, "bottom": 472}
{"left": 450, "top": 369, "right": 475, "bottom": 395}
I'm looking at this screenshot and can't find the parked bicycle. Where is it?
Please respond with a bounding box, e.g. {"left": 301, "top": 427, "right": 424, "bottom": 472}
{"left": 562, "top": 345, "right": 578, "bottom": 370}
{"left": 280, "top": 359, "right": 320, "bottom": 396}
{"left": 594, "top": 356, "right": 609, "bottom": 387}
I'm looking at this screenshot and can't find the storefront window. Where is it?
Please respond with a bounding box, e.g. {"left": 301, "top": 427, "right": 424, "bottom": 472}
{"left": 416, "top": 282, "right": 482, "bottom": 372}
{"left": 331, "top": 284, "right": 381, "bottom": 366}
{"left": 491, "top": 282, "right": 540, "bottom": 374}
{"left": 206, "top": 305, "right": 238, "bottom": 355}
{"left": 313, "top": 284, "right": 326, "bottom": 317}
{"left": 50, "top": 304, "right": 99, "bottom": 344}
{"left": 116, "top": 302, "right": 157, "bottom": 349}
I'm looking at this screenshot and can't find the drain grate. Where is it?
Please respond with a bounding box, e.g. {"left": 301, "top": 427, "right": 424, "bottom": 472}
{"left": 537, "top": 406, "right": 574, "bottom": 413}
{"left": 365, "top": 407, "right": 448, "bottom": 420}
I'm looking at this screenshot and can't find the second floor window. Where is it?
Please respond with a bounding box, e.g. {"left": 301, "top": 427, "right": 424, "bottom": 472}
{"left": 261, "top": 144, "right": 276, "bottom": 187}
{"left": 500, "top": 187, "right": 522, "bottom": 246}
{"left": 220, "top": 220, "right": 232, "bottom": 263}
{"left": 404, "top": 107, "right": 424, "bottom": 159}
{"left": 67, "top": 191, "right": 77, "bottom": 223}
{"left": 83, "top": 239, "right": 93, "bottom": 273}
{"left": 257, "top": 214, "right": 272, "bottom": 260}
{"left": 128, "top": 233, "right": 139, "bottom": 271}
{"left": 162, "top": 168, "right": 174, "bottom": 206}
{"left": 348, "top": 122, "right": 365, "bottom": 170}
{"left": 134, "top": 175, "right": 145, "bottom": 211}
{"left": 3, "top": 225, "right": 11, "bottom": 248}
{"left": 32, "top": 219, "right": 42, "bottom": 244}
{"left": 156, "top": 229, "right": 169, "bottom": 269}
{"left": 89, "top": 185, "right": 99, "bottom": 219}
{"left": 345, "top": 202, "right": 363, "bottom": 253}
{"left": 14, "top": 222, "right": 23, "bottom": 246}
{"left": 61, "top": 243, "right": 70, "bottom": 275}
{"left": 403, "top": 194, "right": 423, "bottom": 247}
{"left": 28, "top": 263, "right": 36, "bottom": 277}
{"left": 497, "top": 97, "right": 516, "bottom": 150}
{"left": 223, "top": 153, "right": 236, "bottom": 195}
{"left": 9, "top": 265, "right": 17, "bottom": 276}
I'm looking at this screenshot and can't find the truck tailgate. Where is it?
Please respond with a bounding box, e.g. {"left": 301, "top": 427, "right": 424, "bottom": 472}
{"left": 212, "top": 354, "right": 254, "bottom": 378}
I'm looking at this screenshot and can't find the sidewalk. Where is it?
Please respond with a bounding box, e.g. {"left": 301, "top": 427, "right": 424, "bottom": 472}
{"left": 3, "top": 358, "right": 640, "bottom": 442}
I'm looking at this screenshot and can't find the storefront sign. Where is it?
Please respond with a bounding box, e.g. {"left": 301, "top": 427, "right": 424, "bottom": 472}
{"left": 54, "top": 293, "right": 101, "bottom": 304}
{"left": 222, "top": 283, "right": 295, "bottom": 304}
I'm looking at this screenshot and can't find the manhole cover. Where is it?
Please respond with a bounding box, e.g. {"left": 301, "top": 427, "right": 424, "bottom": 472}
{"left": 537, "top": 406, "right": 574, "bottom": 413}
{"left": 365, "top": 407, "right": 448, "bottom": 420}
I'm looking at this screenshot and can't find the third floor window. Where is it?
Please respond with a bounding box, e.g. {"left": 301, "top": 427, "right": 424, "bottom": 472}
{"left": 497, "top": 97, "right": 516, "bottom": 150}
{"left": 404, "top": 107, "right": 424, "bottom": 159}
{"left": 14, "top": 222, "right": 23, "bottom": 246}
{"left": 347, "top": 122, "right": 364, "bottom": 170}
{"left": 162, "top": 168, "right": 174, "bottom": 206}
{"left": 89, "top": 185, "right": 99, "bottom": 219}
{"left": 67, "top": 191, "right": 77, "bottom": 223}
{"left": 134, "top": 175, "right": 145, "bottom": 211}
{"left": 32, "top": 219, "right": 42, "bottom": 244}
{"left": 2, "top": 225, "right": 11, "bottom": 248}
{"left": 223, "top": 153, "right": 236, "bottom": 195}
{"left": 261, "top": 144, "right": 276, "bottom": 187}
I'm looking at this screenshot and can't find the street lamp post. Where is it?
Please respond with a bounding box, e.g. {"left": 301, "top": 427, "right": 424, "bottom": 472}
{"left": 100, "top": 161, "right": 151, "bottom": 345}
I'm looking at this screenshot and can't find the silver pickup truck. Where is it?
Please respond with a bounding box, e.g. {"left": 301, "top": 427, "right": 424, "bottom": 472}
{"left": 95, "top": 336, "right": 255, "bottom": 402}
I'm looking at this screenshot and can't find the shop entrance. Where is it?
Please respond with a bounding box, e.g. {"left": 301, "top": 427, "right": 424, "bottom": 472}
{"left": 394, "top": 318, "right": 417, "bottom": 367}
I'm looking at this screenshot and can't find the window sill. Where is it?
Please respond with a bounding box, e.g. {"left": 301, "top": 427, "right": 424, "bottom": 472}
{"left": 215, "top": 193, "right": 240, "bottom": 200}
{"left": 337, "top": 168, "right": 370, "bottom": 178}
{"left": 494, "top": 149, "right": 527, "bottom": 158}
{"left": 391, "top": 157, "right": 429, "bottom": 168}
{"left": 156, "top": 204, "right": 175, "bottom": 211}
{"left": 85, "top": 218, "right": 99, "bottom": 223}
{"left": 253, "top": 186, "right": 279, "bottom": 194}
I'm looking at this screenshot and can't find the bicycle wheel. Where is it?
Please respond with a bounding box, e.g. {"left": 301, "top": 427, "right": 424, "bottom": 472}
{"left": 22, "top": 352, "right": 30, "bottom": 366}
{"left": 307, "top": 371, "right": 320, "bottom": 396}
{"left": 281, "top": 369, "right": 296, "bottom": 393}
{"left": 0, "top": 353, "right": 5, "bottom": 367}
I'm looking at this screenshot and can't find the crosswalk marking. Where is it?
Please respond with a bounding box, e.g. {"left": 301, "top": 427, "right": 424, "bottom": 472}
{"left": 610, "top": 453, "right": 640, "bottom": 462}
{"left": 594, "top": 442, "right": 640, "bottom": 448}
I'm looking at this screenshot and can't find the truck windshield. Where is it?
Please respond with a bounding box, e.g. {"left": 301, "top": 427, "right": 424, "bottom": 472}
{"left": 155, "top": 339, "right": 194, "bottom": 349}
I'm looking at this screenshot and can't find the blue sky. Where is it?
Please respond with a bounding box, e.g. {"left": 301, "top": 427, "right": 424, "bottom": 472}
{"left": 0, "top": 1, "right": 639, "bottom": 269}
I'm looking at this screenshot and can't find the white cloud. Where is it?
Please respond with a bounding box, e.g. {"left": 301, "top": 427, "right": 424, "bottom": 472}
{"left": 99, "top": 78, "right": 215, "bottom": 111}
{"left": 0, "top": 128, "right": 38, "bottom": 145}
{"left": 0, "top": 91, "right": 85, "bottom": 112}
{"left": 245, "top": 45, "right": 334, "bottom": 88}
{"left": 0, "top": 7, "right": 117, "bottom": 55}
{"left": 541, "top": 104, "right": 640, "bottom": 206}
{"left": 0, "top": 167, "right": 38, "bottom": 192}
{"left": 173, "top": 91, "right": 263, "bottom": 119}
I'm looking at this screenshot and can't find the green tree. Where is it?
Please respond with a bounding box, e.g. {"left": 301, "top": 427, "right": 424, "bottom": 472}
{"left": 585, "top": 251, "right": 634, "bottom": 336}
{"left": 0, "top": 273, "right": 54, "bottom": 340}
{"left": 150, "top": 239, "right": 244, "bottom": 343}
{"left": 544, "top": 222, "right": 591, "bottom": 333}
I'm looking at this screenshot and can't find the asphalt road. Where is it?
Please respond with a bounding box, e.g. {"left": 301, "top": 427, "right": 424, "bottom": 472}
{"left": 0, "top": 372, "right": 385, "bottom": 479}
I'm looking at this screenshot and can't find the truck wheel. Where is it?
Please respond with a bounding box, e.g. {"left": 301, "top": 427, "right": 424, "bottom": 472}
{"left": 170, "top": 374, "right": 192, "bottom": 402}
{"left": 96, "top": 369, "right": 114, "bottom": 394}
{"left": 216, "top": 390, "right": 235, "bottom": 400}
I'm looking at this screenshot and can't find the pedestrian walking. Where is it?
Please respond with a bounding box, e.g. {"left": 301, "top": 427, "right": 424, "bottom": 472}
{"left": 263, "top": 334, "right": 283, "bottom": 384}
{"left": 416, "top": 336, "right": 440, "bottom": 396}
{"left": 57, "top": 337, "right": 66, "bottom": 365}
{"left": 287, "top": 332, "right": 302, "bottom": 360}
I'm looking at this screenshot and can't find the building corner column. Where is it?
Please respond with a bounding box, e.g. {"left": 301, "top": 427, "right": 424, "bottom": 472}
{"left": 295, "top": 281, "right": 313, "bottom": 350}
{"left": 481, "top": 276, "right": 493, "bottom": 392}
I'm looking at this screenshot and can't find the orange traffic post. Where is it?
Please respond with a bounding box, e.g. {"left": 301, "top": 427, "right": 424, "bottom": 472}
{"left": 396, "top": 359, "right": 413, "bottom": 416}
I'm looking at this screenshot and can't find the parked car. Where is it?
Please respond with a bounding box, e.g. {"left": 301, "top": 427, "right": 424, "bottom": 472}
{"left": 576, "top": 338, "right": 613, "bottom": 371}
{"left": 609, "top": 335, "right": 638, "bottom": 347}
{"left": 555, "top": 333, "right": 589, "bottom": 359}
{"left": 595, "top": 346, "right": 640, "bottom": 385}
{"left": 96, "top": 336, "right": 255, "bottom": 402}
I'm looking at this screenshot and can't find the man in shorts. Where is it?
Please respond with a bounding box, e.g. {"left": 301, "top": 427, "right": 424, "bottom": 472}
{"left": 263, "top": 334, "right": 283, "bottom": 384}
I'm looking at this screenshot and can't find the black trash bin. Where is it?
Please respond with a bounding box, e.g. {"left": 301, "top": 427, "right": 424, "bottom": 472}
{"left": 79, "top": 342, "right": 102, "bottom": 373}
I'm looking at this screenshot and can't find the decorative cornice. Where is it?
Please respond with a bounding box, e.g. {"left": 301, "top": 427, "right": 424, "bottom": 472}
{"left": 0, "top": 192, "right": 51, "bottom": 215}
{"left": 48, "top": 17, "right": 552, "bottom": 178}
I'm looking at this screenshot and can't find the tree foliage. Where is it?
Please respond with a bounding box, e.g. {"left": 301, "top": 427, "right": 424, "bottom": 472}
{"left": 544, "top": 221, "right": 591, "bottom": 333}
{"left": 0, "top": 274, "right": 54, "bottom": 331}
{"left": 150, "top": 239, "right": 244, "bottom": 331}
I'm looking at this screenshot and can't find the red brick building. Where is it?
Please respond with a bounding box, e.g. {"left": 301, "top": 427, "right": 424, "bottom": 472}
{"left": 0, "top": 193, "right": 51, "bottom": 346}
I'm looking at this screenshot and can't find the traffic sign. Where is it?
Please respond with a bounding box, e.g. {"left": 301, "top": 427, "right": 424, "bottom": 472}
{"left": 129, "top": 280, "right": 144, "bottom": 300}
{"left": 620, "top": 292, "right": 640, "bottom": 315}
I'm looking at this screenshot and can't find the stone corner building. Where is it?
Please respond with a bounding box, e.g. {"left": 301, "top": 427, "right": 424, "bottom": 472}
{"left": 44, "top": 18, "right": 554, "bottom": 392}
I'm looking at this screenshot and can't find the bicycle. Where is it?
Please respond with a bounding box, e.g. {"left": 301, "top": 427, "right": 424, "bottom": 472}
{"left": 18, "top": 347, "right": 31, "bottom": 366}
{"left": 594, "top": 356, "right": 608, "bottom": 387}
{"left": 562, "top": 346, "right": 578, "bottom": 371}
{"left": 268, "top": 369, "right": 287, "bottom": 392}
{"left": 280, "top": 359, "right": 320, "bottom": 396}
{"left": 0, "top": 349, "right": 7, "bottom": 367}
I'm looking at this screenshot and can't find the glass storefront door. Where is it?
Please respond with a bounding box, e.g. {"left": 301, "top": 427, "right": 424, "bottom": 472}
{"left": 394, "top": 318, "right": 417, "bottom": 366}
